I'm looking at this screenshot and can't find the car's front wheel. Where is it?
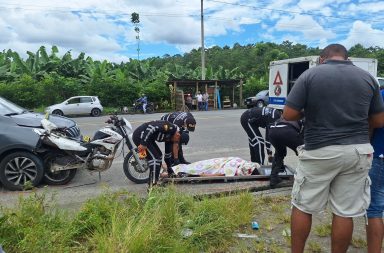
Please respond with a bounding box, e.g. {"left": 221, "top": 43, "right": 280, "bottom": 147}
{"left": 0, "top": 152, "right": 44, "bottom": 191}
{"left": 256, "top": 100, "right": 265, "bottom": 108}
{"left": 52, "top": 109, "right": 64, "bottom": 116}
{"left": 91, "top": 108, "right": 101, "bottom": 117}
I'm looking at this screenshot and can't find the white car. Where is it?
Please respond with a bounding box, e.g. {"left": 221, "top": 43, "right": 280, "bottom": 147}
{"left": 45, "top": 96, "right": 103, "bottom": 117}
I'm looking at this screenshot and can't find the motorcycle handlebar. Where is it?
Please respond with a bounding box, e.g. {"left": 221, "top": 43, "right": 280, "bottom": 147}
{"left": 105, "top": 115, "right": 123, "bottom": 126}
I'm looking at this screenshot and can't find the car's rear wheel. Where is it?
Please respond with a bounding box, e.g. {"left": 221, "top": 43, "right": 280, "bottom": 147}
{"left": 0, "top": 152, "right": 44, "bottom": 191}
{"left": 91, "top": 108, "right": 101, "bottom": 117}
{"left": 52, "top": 109, "right": 64, "bottom": 116}
{"left": 256, "top": 100, "right": 265, "bottom": 108}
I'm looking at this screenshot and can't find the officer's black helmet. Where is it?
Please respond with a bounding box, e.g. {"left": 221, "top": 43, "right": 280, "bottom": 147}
{"left": 185, "top": 117, "right": 196, "bottom": 132}
{"left": 180, "top": 131, "right": 190, "bottom": 145}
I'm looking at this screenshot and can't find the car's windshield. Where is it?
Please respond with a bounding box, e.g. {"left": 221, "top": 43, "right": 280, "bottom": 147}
{"left": 0, "top": 97, "right": 27, "bottom": 115}
{"left": 256, "top": 90, "right": 268, "bottom": 96}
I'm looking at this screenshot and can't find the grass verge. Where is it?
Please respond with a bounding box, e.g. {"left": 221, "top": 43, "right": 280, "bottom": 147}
{"left": 0, "top": 186, "right": 253, "bottom": 253}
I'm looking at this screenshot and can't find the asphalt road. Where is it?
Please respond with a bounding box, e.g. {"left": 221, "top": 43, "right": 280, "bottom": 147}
{"left": 0, "top": 109, "right": 298, "bottom": 209}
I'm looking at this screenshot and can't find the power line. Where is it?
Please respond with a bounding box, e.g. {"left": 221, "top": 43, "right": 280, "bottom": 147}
{"left": 0, "top": 2, "right": 383, "bottom": 36}
{"left": 1, "top": 2, "right": 384, "bottom": 26}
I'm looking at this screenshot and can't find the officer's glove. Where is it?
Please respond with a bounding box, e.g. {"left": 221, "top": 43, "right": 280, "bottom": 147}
{"left": 167, "top": 167, "right": 176, "bottom": 178}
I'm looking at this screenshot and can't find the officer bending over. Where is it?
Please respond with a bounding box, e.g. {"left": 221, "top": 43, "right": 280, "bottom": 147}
{"left": 132, "top": 120, "right": 188, "bottom": 186}
{"left": 161, "top": 111, "right": 196, "bottom": 165}
{"left": 240, "top": 107, "right": 281, "bottom": 164}
{"left": 268, "top": 118, "right": 304, "bottom": 188}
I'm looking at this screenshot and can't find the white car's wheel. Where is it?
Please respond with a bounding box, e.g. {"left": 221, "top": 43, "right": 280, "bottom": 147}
{"left": 52, "top": 109, "right": 64, "bottom": 116}
{"left": 91, "top": 108, "right": 101, "bottom": 117}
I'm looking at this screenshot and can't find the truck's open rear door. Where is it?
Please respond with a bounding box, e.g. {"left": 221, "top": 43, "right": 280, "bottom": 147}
{"left": 268, "top": 62, "right": 288, "bottom": 110}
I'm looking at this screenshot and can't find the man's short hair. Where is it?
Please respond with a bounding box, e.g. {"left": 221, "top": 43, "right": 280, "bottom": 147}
{"left": 320, "top": 44, "right": 348, "bottom": 60}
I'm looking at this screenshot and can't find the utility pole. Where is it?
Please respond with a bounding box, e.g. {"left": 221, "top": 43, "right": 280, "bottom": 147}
{"left": 131, "top": 12, "right": 140, "bottom": 80}
{"left": 201, "top": 0, "right": 205, "bottom": 80}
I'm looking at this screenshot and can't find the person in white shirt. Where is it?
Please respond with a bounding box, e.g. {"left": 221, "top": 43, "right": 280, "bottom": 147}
{"left": 196, "top": 91, "right": 203, "bottom": 111}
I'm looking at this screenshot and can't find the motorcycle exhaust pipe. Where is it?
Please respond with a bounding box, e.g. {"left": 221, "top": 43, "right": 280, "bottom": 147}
{"left": 93, "top": 154, "right": 114, "bottom": 160}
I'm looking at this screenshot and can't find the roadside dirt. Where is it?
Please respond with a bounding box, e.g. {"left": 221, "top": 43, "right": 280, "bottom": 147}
{"left": 231, "top": 187, "right": 371, "bottom": 253}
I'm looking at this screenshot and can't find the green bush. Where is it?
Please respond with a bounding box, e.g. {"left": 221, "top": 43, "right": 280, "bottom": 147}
{"left": 242, "top": 75, "right": 268, "bottom": 99}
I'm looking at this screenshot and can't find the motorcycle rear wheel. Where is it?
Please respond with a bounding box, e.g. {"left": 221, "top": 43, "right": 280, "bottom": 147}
{"left": 123, "top": 149, "right": 149, "bottom": 184}
{"left": 146, "top": 105, "right": 154, "bottom": 114}
{"left": 43, "top": 154, "right": 77, "bottom": 185}
{"left": 43, "top": 169, "right": 77, "bottom": 185}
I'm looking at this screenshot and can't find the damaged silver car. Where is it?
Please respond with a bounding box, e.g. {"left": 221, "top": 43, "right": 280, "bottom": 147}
{"left": 0, "top": 97, "right": 81, "bottom": 190}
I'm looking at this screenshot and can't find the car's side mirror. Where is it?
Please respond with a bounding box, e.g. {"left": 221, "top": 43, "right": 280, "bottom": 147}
{"left": 65, "top": 102, "right": 68, "bottom": 105}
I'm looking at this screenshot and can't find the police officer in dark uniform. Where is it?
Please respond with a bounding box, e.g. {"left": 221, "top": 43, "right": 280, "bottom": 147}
{"left": 161, "top": 111, "right": 196, "bottom": 165}
{"left": 240, "top": 106, "right": 281, "bottom": 164}
{"left": 268, "top": 118, "right": 304, "bottom": 188}
{"left": 132, "top": 120, "right": 187, "bottom": 186}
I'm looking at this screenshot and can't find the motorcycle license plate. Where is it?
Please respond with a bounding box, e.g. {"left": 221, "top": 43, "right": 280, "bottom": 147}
{"left": 83, "top": 135, "right": 91, "bottom": 142}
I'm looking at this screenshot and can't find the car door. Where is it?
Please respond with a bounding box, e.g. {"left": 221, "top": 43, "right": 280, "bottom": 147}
{"left": 79, "top": 97, "right": 94, "bottom": 114}
{"left": 64, "top": 97, "right": 81, "bottom": 115}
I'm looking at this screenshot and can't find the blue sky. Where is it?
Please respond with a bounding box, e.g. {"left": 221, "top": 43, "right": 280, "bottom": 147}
{"left": 0, "top": 0, "right": 383, "bottom": 62}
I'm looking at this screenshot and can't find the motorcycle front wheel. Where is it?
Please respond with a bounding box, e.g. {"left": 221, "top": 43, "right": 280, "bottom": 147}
{"left": 123, "top": 149, "right": 149, "bottom": 184}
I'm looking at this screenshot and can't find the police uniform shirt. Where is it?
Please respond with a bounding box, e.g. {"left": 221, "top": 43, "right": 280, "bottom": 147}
{"left": 139, "top": 120, "right": 178, "bottom": 146}
{"left": 248, "top": 107, "right": 281, "bottom": 127}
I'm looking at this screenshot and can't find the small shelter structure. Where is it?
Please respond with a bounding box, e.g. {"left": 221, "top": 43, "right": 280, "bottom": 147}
{"left": 167, "top": 79, "right": 243, "bottom": 111}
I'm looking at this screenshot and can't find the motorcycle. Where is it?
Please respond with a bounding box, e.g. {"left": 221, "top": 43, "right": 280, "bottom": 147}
{"left": 129, "top": 101, "right": 155, "bottom": 114}
{"left": 33, "top": 115, "right": 149, "bottom": 185}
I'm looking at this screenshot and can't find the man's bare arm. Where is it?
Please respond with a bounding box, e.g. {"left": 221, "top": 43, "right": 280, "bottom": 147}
{"left": 283, "top": 105, "right": 303, "bottom": 121}
{"left": 369, "top": 111, "right": 384, "bottom": 130}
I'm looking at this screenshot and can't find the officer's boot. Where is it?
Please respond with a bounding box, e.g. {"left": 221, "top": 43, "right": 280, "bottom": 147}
{"left": 270, "top": 156, "right": 283, "bottom": 188}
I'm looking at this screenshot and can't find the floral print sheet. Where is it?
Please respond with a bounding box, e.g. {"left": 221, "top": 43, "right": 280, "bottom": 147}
{"left": 172, "top": 157, "right": 260, "bottom": 176}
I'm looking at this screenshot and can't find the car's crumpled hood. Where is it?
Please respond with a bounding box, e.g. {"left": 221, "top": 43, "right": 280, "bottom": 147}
{"left": 11, "top": 113, "right": 76, "bottom": 128}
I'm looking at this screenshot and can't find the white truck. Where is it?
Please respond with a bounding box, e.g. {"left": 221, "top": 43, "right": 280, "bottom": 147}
{"left": 268, "top": 56, "right": 378, "bottom": 109}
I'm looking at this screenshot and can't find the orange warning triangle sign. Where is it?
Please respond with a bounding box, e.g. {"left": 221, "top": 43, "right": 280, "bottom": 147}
{"left": 273, "top": 71, "right": 283, "bottom": 85}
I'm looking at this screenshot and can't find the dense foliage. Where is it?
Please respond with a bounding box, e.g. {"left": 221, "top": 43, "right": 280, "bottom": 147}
{"left": 0, "top": 42, "right": 383, "bottom": 109}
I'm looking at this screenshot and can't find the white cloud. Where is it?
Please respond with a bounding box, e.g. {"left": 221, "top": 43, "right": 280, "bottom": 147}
{"left": 342, "top": 21, "right": 384, "bottom": 48}
{"left": 347, "top": 1, "right": 384, "bottom": 13}
{"left": 297, "top": 0, "right": 350, "bottom": 11}
{"left": 275, "top": 15, "right": 336, "bottom": 41}
{"left": 0, "top": 0, "right": 382, "bottom": 62}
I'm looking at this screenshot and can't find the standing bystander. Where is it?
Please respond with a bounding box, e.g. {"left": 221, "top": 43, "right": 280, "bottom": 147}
{"left": 203, "top": 92, "right": 209, "bottom": 111}
{"left": 196, "top": 91, "right": 203, "bottom": 111}
{"left": 185, "top": 94, "right": 193, "bottom": 110}
{"left": 283, "top": 44, "right": 384, "bottom": 253}
{"left": 366, "top": 86, "right": 384, "bottom": 253}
